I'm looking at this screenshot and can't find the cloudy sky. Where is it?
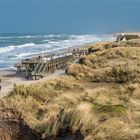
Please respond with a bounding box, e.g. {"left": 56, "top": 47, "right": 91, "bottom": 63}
{"left": 0, "top": 0, "right": 139, "bottom": 34}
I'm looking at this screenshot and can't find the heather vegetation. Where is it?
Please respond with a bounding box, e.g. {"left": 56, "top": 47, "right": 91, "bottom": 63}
{"left": 1, "top": 40, "right": 140, "bottom": 139}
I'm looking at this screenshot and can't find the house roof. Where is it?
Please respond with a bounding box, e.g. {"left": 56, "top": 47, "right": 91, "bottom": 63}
{"left": 116, "top": 34, "right": 140, "bottom": 41}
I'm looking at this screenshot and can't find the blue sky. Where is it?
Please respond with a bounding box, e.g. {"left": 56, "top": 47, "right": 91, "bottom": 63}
{"left": 0, "top": 0, "right": 139, "bottom": 34}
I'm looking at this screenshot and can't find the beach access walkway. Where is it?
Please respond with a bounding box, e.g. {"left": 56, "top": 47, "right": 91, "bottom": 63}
{"left": 14, "top": 49, "right": 88, "bottom": 80}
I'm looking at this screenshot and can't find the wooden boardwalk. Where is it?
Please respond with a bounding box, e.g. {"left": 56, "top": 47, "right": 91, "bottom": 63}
{"left": 14, "top": 49, "right": 88, "bottom": 80}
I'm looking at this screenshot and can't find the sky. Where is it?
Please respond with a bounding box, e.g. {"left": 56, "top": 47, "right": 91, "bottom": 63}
{"left": 0, "top": 0, "right": 139, "bottom": 34}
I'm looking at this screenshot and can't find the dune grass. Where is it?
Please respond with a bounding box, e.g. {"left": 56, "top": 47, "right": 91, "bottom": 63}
{"left": 93, "top": 62, "right": 140, "bottom": 83}
{"left": 1, "top": 40, "right": 140, "bottom": 139}
{"left": 66, "top": 64, "right": 94, "bottom": 80}
{"left": 2, "top": 76, "right": 139, "bottom": 139}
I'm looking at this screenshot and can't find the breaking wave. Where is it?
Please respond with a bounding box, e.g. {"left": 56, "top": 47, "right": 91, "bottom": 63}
{"left": 16, "top": 43, "right": 35, "bottom": 48}
{"left": 0, "top": 46, "right": 15, "bottom": 54}
{"left": 0, "top": 43, "right": 36, "bottom": 54}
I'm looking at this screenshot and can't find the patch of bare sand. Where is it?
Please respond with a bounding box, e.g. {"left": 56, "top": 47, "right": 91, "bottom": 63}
{"left": 0, "top": 69, "right": 65, "bottom": 98}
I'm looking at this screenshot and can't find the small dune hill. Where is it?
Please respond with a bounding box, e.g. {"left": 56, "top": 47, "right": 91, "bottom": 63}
{"left": 66, "top": 64, "right": 94, "bottom": 80}
{"left": 68, "top": 41, "right": 140, "bottom": 82}
{"left": 1, "top": 40, "right": 140, "bottom": 140}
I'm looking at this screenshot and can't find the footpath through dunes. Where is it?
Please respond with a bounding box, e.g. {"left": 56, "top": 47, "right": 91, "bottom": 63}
{"left": 1, "top": 39, "right": 140, "bottom": 139}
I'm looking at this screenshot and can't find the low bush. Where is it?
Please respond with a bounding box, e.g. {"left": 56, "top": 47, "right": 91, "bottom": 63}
{"left": 66, "top": 64, "right": 94, "bottom": 80}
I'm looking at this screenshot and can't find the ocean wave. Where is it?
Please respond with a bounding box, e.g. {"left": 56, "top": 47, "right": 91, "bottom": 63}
{"left": 16, "top": 43, "right": 35, "bottom": 48}
{"left": 42, "top": 39, "right": 50, "bottom": 42}
{"left": 69, "top": 35, "right": 101, "bottom": 42}
{"left": 16, "top": 52, "right": 39, "bottom": 58}
{"left": 17, "top": 35, "right": 39, "bottom": 39}
{"left": 49, "top": 35, "right": 100, "bottom": 48}
{"left": 0, "top": 35, "right": 39, "bottom": 40}
{"left": 0, "top": 43, "right": 36, "bottom": 54}
{"left": 0, "top": 46, "right": 15, "bottom": 54}
{"left": 14, "top": 45, "right": 71, "bottom": 59}
{"left": 46, "top": 35, "right": 101, "bottom": 47}
{"left": 43, "top": 34, "right": 65, "bottom": 38}
{"left": 16, "top": 43, "right": 52, "bottom": 49}
{"left": 48, "top": 41, "right": 60, "bottom": 44}
{"left": 44, "top": 45, "right": 52, "bottom": 48}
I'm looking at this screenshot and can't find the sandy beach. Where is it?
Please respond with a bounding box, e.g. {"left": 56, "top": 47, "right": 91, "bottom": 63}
{"left": 0, "top": 69, "right": 65, "bottom": 98}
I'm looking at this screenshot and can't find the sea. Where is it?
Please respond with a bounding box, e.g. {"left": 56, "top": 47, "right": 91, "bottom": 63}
{"left": 0, "top": 34, "right": 115, "bottom": 70}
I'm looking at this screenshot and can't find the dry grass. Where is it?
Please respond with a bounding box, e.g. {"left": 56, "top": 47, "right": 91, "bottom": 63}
{"left": 68, "top": 42, "right": 140, "bottom": 83}
{"left": 1, "top": 40, "right": 140, "bottom": 139}
{"left": 2, "top": 77, "right": 140, "bottom": 139}
{"left": 66, "top": 64, "right": 94, "bottom": 80}
{"left": 80, "top": 47, "right": 140, "bottom": 69}
{"left": 94, "top": 62, "right": 140, "bottom": 83}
